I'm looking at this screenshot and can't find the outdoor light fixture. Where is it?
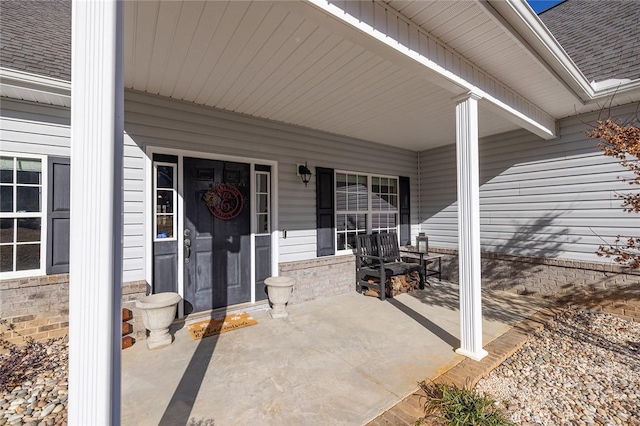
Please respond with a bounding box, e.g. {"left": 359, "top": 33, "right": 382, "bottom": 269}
{"left": 416, "top": 233, "right": 429, "bottom": 253}
{"left": 298, "top": 162, "right": 312, "bottom": 187}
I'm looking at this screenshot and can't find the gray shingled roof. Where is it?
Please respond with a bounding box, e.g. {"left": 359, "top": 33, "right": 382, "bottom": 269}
{"left": 539, "top": 0, "right": 640, "bottom": 83}
{"left": 0, "top": 0, "right": 638, "bottom": 86}
{"left": 0, "top": 0, "right": 71, "bottom": 81}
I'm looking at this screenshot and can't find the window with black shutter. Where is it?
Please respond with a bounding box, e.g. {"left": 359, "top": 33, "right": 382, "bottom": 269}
{"left": 46, "top": 156, "right": 70, "bottom": 275}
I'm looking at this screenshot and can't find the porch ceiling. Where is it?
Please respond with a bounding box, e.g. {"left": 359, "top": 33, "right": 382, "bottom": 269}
{"left": 384, "top": 0, "right": 581, "bottom": 119}
{"left": 123, "top": 0, "right": 520, "bottom": 152}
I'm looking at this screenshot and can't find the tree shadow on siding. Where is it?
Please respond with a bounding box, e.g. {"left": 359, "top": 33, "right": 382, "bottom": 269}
{"left": 408, "top": 212, "right": 576, "bottom": 323}
{"left": 479, "top": 211, "right": 580, "bottom": 293}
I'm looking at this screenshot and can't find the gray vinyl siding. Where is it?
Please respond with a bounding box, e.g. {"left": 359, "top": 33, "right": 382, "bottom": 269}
{"left": 0, "top": 99, "right": 70, "bottom": 156}
{"left": 0, "top": 98, "right": 146, "bottom": 283}
{"left": 123, "top": 90, "right": 419, "bottom": 264}
{"left": 419, "top": 102, "right": 640, "bottom": 262}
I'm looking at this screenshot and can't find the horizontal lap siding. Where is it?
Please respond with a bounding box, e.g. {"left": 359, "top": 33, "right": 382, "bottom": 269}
{"left": 0, "top": 98, "right": 146, "bottom": 282}
{"left": 123, "top": 90, "right": 418, "bottom": 263}
{"left": 0, "top": 99, "right": 70, "bottom": 156}
{"left": 419, "top": 103, "right": 640, "bottom": 262}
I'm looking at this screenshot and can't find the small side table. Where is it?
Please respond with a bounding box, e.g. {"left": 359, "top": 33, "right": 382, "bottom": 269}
{"left": 400, "top": 247, "right": 442, "bottom": 285}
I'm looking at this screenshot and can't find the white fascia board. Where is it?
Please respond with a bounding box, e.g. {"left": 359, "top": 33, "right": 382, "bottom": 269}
{"left": 589, "top": 79, "right": 640, "bottom": 104}
{"left": 494, "top": 0, "right": 640, "bottom": 103}
{"left": 300, "top": 0, "right": 556, "bottom": 140}
{"left": 0, "top": 67, "right": 71, "bottom": 105}
{"left": 492, "top": 0, "right": 594, "bottom": 100}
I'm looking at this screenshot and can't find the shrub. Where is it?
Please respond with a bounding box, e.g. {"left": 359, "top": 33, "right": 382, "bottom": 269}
{"left": 417, "top": 381, "right": 514, "bottom": 426}
{"left": 0, "top": 318, "right": 56, "bottom": 392}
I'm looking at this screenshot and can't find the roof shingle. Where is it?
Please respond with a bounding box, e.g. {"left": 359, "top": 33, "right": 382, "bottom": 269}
{"left": 539, "top": 0, "right": 640, "bottom": 82}
{"left": 0, "top": 0, "right": 71, "bottom": 81}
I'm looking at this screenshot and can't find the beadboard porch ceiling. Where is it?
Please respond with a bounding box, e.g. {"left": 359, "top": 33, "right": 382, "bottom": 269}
{"left": 123, "top": 0, "right": 556, "bottom": 151}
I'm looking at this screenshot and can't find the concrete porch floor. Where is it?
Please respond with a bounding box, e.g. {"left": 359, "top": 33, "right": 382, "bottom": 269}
{"left": 121, "top": 282, "right": 548, "bottom": 425}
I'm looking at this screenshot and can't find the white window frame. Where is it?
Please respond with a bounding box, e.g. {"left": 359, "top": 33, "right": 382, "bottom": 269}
{"left": 152, "top": 161, "right": 177, "bottom": 242}
{"left": 0, "top": 153, "right": 47, "bottom": 279}
{"left": 334, "top": 170, "right": 399, "bottom": 255}
{"left": 255, "top": 170, "right": 271, "bottom": 236}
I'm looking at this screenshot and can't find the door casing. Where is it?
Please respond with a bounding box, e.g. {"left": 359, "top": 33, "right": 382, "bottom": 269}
{"left": 144, "top": 146, "right": 279, "bottom": 318}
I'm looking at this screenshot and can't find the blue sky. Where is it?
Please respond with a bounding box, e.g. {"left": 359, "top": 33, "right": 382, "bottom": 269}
{"left": 527, "top": 0, "right": 564, "bottom": 13}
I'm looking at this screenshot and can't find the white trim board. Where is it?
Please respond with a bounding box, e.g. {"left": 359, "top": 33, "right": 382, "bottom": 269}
{"left": 144, "top": 145, "right": 279, "bottom": 316}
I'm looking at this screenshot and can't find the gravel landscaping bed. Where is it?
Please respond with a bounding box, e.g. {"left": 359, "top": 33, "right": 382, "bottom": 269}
{"left": 0, "top": 338, "right": 68, "bottom": 426}
{"left": 476, "top": 309, "right": 640, "bottom": 426}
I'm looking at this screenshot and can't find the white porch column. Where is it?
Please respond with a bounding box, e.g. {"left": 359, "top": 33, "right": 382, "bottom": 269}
{"left": 453, "top": 93, "right": 488, "bottom": 362}
{"left": 69, "top": 1, "right": 124, "bottom": 424}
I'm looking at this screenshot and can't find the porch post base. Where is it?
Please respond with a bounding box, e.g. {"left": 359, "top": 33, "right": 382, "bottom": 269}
{"left": 455, "top": 347, "right": 488, "bottom": 362}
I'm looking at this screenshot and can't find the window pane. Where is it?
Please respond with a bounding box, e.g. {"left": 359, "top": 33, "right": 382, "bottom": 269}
{"left": 336, "top": 214, "right": 346, "bottom": 230}
{"left": 373, "top": 213, "right": 397, "bottom": 231}
{"left": 16, "top": 186, "right": 41, "bottom": 212}
{"left": 346, "top": 214, "right": 357, "bottom": 230}
{"left": 348, "top": 174, "right": 356, "bottom": 185}
{"left": 17, "top": 218, "right": 41, "bottom": 242}
{"left": 257, "top": 194, "right": 268, "bottom": 213}
{"left": 346, "top": 233, "right": 357, "bottom": 251}
{"left": 372, "top": 177, "right": 379, "bottom": 193}
{"left": 156, "top": 166, "right": 174, "bottom": 189}
{"left": 336, "top": 173, "right": 346, "bottom": 188}
{"left": 389, "top": 178, "right": 398, "bottom": 194}
{"left": 0, "top": 186, "right": 13, "bottom": 212}
{"left": 358, "top": 175, "right": 367, "bottom": 186}
{"left": 256, "top": 174, "right": 268, "bottom": 193}
{"left": 0, "top": 157, "right": 13, "bottom": 183}
{"left": 357, "top": 191, "right": 368, "bottom": 210}
{"left": 156, "top": 190, "right": 173, "bottom": 214}
{"left": 388, "top": 195, "right": 398, "bottom": 209}
{"left": 0, "top": 245, "right": 13, "bottom": 272}
{"left": 0, "top": 219, "right": 13, "bottom": 243}
{"left": 257, "top": 214, "right": 269, "bottom": 234}
{"left": 16, "top": 244, "right": 40, "bottom": 271}
{"left": 156, "top": 215, "right": 174, "bottom": 239}
{"left": 337, "top": 233, "right": 346, "bottom": 251}
{"left": 336, "top": 191, "right": 347, "bottom": 211}
{"left": 16, "top": 158, "right": 42, "bottom": 184}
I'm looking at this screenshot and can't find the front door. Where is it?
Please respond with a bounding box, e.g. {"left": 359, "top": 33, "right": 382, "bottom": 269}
{"left": 183, "top": 157, "right": 251, "bottom": 314}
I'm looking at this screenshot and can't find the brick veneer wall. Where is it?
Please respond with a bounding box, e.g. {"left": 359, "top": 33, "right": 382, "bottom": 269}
{"left": 279, "top": 255, "right": 356, "bottom": 304}
{"left": 0, "top": 274, "right": 148, "bottom": 344}
{"left": 431, "top": 247, "right": 639, "bottom": 298}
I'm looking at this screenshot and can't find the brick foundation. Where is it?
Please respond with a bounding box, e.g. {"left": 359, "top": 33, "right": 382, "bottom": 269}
{"left": 0, "top": 274, "right": 148, "bottom": 344}
{"left": 279, "top": 255, "right": 356, "bottom": 304}
{"left": 431, "top": 247, "right": 639, "bottom": 299}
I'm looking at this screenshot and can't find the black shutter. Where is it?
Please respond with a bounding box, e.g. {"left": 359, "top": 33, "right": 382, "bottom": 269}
{"left": 399, "top": 176, "right": 411, "bottom": 246}
{"left": 316, "top": 167, "right": 335, "bottom": 257}
{"left": 46, "top": 156, "right": 71, "bottom": 274}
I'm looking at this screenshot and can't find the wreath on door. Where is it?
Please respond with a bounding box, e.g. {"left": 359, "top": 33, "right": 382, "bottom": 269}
{"left": 202, "top": 183, "right": 244, "bottom": 220}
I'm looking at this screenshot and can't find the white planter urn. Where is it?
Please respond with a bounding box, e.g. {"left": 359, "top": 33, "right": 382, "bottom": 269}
{"left": 265, "top": 276, "right": 295, "bottom": 318}
{"left": 136, "top": 292, "right": 181, "bottom": 349}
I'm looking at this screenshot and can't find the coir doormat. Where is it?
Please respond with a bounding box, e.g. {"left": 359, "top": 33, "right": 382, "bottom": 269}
{"left": 187, "top": 312, "right": 258, "bottom": 341}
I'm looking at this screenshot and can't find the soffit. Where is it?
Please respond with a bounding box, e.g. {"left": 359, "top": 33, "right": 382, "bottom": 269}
{"left": 123, "top": 0, "right": 520, "bottom": 151}
{"left": 384, "top": 0, "right": 581, "bottom": 119}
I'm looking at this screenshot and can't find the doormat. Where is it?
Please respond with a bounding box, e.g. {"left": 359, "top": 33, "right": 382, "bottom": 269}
{"left": 187, "top": 312, "right": 258, "bottom": 341}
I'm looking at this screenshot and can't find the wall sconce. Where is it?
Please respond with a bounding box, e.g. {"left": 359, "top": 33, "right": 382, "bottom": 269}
{"left": 297, "top": 162, "right": 312, "bottom": 187}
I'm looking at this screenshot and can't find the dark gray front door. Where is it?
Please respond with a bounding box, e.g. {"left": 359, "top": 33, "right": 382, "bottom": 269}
{"left": 183, "top": 157, "right": 251, "bottom": 314}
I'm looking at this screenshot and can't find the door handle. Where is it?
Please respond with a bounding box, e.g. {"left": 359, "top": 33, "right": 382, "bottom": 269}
{"left": 184, "top": 238, "right": 191, "bottom": 263}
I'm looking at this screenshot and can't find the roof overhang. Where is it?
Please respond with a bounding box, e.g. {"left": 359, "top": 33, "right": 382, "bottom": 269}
{"left": 0, "top": 67, "right": 71, "bottom": 107}
{"left": 486, "top": 0, "right": 640, "bottom": 104}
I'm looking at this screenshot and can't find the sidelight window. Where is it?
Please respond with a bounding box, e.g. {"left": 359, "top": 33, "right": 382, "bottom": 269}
{"left": 153, "top": 162, "right": 177, "bottom": 240}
